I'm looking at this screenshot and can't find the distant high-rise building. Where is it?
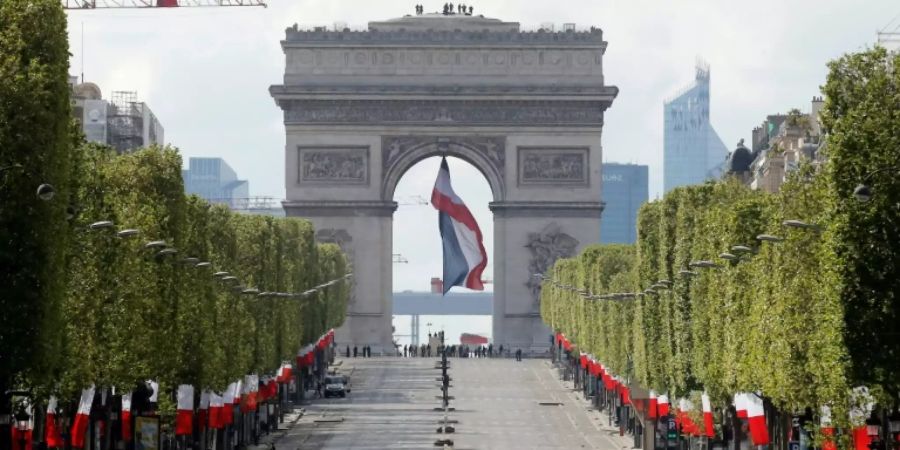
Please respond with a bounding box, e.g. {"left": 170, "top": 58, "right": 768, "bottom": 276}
{"left": 663, "top": 62, "right": 728, "bottom": 192}
{"left": 182, "top": 157, "right": 249, "bottom": 208}
{"left": 69, "top": 79, "right": 164, "bottom": 153}
{"left": 600, "top": 163, "right": 648, "bottom": 244}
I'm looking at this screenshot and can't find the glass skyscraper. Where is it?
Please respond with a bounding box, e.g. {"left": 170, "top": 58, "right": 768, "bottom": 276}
{"left": 663, "top": 63, "right": 728, "bottom": 193}
{"left": 182, "top": 157, "right": 249, "bottom": 208}
{"left": 600, "top": 163, "right": 648, "bottom": 244}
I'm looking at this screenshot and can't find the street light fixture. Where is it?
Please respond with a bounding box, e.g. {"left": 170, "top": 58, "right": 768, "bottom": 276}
{"left": 782, "top": 219, "right": 822, "bottom": 232}
{"left": 157, "top": 248, "right": 177, "bottom": 256}
{"left": 89, "top": 220, "right": 115, "bottom": 230}
{"left": 195, "top": 261, "right": 211, "bottom": 268}
{"left": 116, "top": 229, "right": 140, "bottom": 238}
{"left": 852, "top": 164, "right": 900, "bottom": 202}
{"left": 757, "top": 234, "right": 784, "bottom": 243}
{"left": 679, "top": 268, "right": 697, "bottom": 277}
{"left": 181, "top": 257, "right": 200, "bottom": 264}
{"left": 145, "top": 240, "right": 167, "bottom": 249}
{"left": 689, "top": 260, "right": 719, "bottom": 269}
{"left": 731, "top": 245, "right": 752, "bottom": 253}
{"left": 213, "top": 271, "right": 229, "bottom": 278}
{"left": 719, "top": 252, "right": 737, "bottom": 261}
{"left": 36, "top": 183, "right": 55, "bottom": 201}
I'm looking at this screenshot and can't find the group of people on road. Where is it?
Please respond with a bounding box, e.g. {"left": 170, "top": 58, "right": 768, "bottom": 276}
{"left": 399, "top": 342, "right": 525, "bottom": 361}
{"left": 403, "top": 343, "right": 434, "bottom": 357}
{"left": 346, "top": 345, "right": 373, "bottom": 358}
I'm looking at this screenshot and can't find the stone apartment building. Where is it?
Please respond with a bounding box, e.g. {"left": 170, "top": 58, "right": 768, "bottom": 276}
{"left": 726, "top": 97, "right": 825, "bottom": 192}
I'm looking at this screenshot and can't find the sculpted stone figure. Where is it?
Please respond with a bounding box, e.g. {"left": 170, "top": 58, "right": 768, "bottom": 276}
{"left": 525, "top": 223, "right": 579, "bottom": 308}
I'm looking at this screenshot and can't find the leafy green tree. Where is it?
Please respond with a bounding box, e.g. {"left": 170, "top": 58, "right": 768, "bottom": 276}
{"left": 822, "top": 47, "right": 900, "bottom": 400}
{"left": 0, "top": 0, "right": 72, "bottom": 397}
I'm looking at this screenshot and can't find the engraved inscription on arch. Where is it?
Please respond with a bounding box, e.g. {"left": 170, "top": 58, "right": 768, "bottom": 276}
{"left": 298, "top": 146, "right": 369, "bottom": 185}
{"left": 517, "top": 147, "right": 589, "bottom": 186}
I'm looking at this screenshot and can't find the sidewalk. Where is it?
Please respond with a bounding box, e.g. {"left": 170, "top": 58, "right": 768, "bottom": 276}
{"left": 245, "top": 408, "right": 305, "bottom": 450}
{"left": 546, "top": 360, "right": 635, "bottom": 450}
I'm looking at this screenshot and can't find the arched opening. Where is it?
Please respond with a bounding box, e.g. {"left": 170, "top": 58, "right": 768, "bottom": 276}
{"left": 391, "top": 156, "right": 494, "bottom": 351}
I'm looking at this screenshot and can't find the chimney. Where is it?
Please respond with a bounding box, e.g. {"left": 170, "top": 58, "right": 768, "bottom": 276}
{"left": 430, "top": 277, "right": 443, "bottom": 294}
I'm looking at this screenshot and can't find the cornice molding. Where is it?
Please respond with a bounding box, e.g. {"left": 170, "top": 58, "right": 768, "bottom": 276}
{"left": 283, "top": 25, "right": 607, "bottom": 48}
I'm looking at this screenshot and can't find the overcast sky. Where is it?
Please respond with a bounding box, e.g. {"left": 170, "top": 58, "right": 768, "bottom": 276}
{"left": 66, "top": 0, "right": 895, "bottom": 291}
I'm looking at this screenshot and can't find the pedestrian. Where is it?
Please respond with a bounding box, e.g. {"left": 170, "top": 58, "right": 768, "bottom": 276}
{"left": 353, "top": 346, "right": 358, "bottom": 358}
{"left": 499, "top": 344, "right": 504, "bottom": 357}
{"left": 403, "top": 344, "right": 408, "bottom": 357}
{"left": 515, "top": 349, "right": 522, "bottom": 361}
{"left": 488, "top": 343, "right": 493, "bottom": 357}
{"left": 346, "top": 345, "right": 350, "bottom": 358}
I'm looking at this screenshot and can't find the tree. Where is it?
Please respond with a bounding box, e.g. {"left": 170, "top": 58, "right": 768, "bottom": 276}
{"left": 822, "top": 47, "right": 900, "bottom": 399}
{"left": 0, "top": 0, "right": 72, "bottom": 413}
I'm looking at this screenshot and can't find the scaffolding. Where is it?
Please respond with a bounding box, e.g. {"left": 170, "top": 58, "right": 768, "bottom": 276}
{"left": 108, "top": 91, "right": 144, "bottom": 154}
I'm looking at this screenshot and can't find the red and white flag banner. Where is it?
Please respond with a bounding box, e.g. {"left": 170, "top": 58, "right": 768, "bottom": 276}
{"left": 198, "top": 391, "right": 210, "bottom": 431}
{"left": 821, "top": 405, "right": 837, "bottom": 450}
{"left": 657, "top": 393, "right": 670, "bottom": 417}
{"left": 11, "top": 399, "right": 33, "bottom": 450}
{"left": 120, "top": 393, "right": 133, "bottom": 442}
{"left": 208, "top": 393, "right": 224, "bottom": 429}
{"left": 45, "top": 396, "right": 63, "bottom": 448}
{"left": 745, "top": 393, "right": 770, "bottom": 446}
{"left": 230, "top": 380, "right": 242, "bottom": 405}
{"left": 850, "top": 387, "right": 875, "bottom": 450}
{"left": 701, "top": 392, "right": 715, "bottom": 438}
{"left": 648, "top": 390, "right": 658, "bottom": 420}
{"left": 733, "top": 392, "right": 748, "bottom": 419}
{"left": 70, "top": 385, "right": 95, "bottom": 449}
{"left": 175, "top": 385, "right": 194, "bottom": 436}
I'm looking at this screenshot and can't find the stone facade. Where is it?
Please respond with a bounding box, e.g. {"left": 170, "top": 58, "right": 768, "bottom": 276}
{"left": 271, "top": 13, "right": 617, "bottom": 352}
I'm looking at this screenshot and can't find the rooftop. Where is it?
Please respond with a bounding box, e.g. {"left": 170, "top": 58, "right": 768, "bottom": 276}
{"left": 369, "top": 13, "right": 520, "bottom": 32}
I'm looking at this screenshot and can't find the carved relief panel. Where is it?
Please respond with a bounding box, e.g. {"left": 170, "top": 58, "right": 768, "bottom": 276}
{"left": 298, "top": 146, "right": 369, "bottom": 185}
{"left": 525, "top": 223, "right": 579, "bottom": 310}
{"left": 517, "top": 147, "right": 589, "bottom": 186}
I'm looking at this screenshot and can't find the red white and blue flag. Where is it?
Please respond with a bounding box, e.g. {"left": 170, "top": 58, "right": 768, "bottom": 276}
{"left": 431, "top": 158, "right": 487, "bottom": 294}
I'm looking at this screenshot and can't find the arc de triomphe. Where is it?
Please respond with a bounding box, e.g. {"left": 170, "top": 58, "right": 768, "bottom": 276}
{"left": 270, "top": 13, "right": 617, "bottom": 352}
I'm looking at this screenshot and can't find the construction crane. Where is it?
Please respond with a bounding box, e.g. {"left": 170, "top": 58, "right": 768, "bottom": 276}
{"left": 62, "top": 0, "right": 265, "bottom": 10}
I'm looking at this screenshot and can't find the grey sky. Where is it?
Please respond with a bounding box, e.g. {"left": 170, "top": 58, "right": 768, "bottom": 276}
{"left": 66, "top": 0, "right": 894, "bottom": 291}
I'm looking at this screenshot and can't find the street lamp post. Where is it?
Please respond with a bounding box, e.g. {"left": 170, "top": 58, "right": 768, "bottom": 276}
{"left": 852, "top": 165, "right": 900, "bottom": 203}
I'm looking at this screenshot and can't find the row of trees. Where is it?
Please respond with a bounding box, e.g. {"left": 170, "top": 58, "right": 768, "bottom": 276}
{"left": 541, "top": 47, "right": 899, "bottom": 436}
{"left": 22, "top": 142, "right": 350, "bottom": 417}
{"left": 0, "top": 0, "right": 349, "bottom": 423}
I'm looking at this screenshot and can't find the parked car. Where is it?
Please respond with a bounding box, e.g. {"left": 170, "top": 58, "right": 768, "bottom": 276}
{"left": 324, "top": 374, "right": 350, "bottom": 398}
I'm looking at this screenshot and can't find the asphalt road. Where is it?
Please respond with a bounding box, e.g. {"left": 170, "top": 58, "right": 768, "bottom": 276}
{"left": 280, "top": 356, "right": 631, "bottom": 450}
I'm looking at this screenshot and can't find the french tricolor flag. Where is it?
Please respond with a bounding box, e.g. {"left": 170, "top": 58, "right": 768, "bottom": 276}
{"left": 431, "top": 158, "right": 487, "bottom": 294}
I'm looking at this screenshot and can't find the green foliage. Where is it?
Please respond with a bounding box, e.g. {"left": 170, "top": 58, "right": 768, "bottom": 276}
{"left": 821, "top": 47, "right": 900, "bottom": 399}
{"left": 0, "top": 0, "right": 74, "bottom": 397}
{"left": 11, "top": 144, "right": 349, "bottom": 411}
{"left": 541, "top": 155, "right": 896, "bottom": 432}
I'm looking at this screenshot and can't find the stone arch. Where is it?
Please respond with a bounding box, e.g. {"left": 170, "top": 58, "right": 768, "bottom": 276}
{"left": 380, "top": 136, "right": 506, "bottom": 202}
